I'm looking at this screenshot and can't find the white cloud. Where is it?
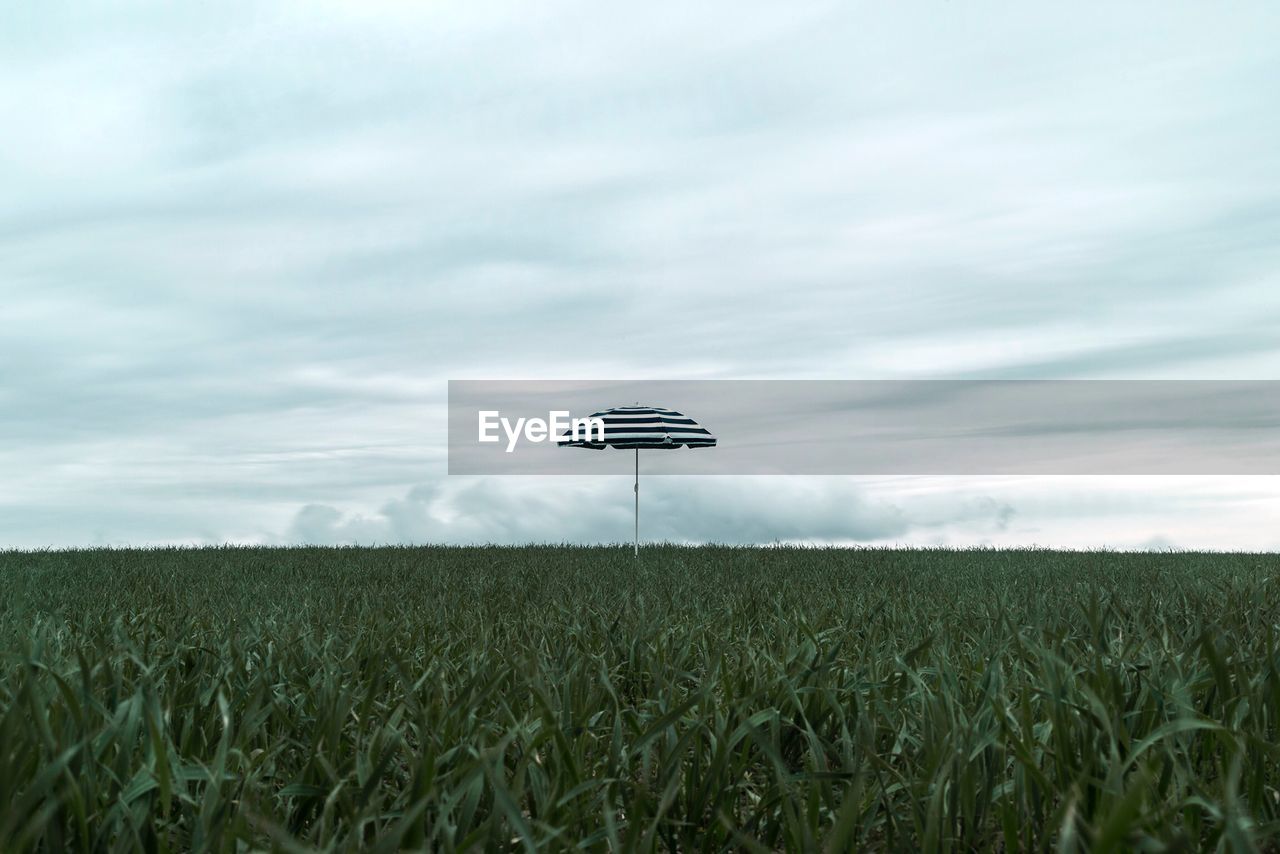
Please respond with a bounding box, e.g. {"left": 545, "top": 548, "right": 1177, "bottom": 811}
{"left": 280, "top": 476, "right": 1280, "bottom": 552}
{"left": 1, "top": 1, "right": 1279, "bottom": 547}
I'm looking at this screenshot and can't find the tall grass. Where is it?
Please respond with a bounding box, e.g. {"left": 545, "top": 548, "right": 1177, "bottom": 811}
{"left": 2, "top": 545, "right": 1279, "bottom": 851}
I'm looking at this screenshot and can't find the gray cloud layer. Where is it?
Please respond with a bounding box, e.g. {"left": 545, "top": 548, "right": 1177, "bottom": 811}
{"left": 2, "top": 2, "right": 1279, "bottom": 548}
{"left": 287, "top": 478, "right": 1009, "bottom": 546}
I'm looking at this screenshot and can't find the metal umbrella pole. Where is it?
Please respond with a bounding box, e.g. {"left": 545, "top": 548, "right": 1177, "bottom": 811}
{"left": 634, "top": 447, "right": 639, "bottom": 557}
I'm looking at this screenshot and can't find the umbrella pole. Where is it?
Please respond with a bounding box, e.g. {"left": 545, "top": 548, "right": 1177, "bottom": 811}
{"left": 633, "top": 447, "right": 639, "bottom": 557}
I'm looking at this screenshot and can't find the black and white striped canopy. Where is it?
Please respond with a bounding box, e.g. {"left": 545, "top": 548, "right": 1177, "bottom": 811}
{"left": 557, "top": 405, "right": 716, "bottom": 450}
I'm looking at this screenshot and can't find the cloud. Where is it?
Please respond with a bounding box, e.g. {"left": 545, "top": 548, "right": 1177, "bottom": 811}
{"left": 280, "top": 476, "right": 1280, "bottom": 552}
{"left": 1, "top": 2, "right": 1279, "bottom": 547}
{"left": 285, "top": 477, "right": 1016, "bottom": 546}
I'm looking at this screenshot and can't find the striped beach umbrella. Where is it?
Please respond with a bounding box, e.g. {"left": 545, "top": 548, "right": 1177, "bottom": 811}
{"left": 558, "top": 404, "right": 716, "bottom": 556}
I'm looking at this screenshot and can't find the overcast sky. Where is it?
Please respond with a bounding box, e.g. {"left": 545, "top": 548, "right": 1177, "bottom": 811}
{"left": 2, "top": 1, "right": 1279, "bottom": 550}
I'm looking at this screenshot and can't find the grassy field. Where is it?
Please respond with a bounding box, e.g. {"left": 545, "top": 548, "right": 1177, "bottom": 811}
{"left": 2, "top": 545, "right": 1280, "bottom": 852}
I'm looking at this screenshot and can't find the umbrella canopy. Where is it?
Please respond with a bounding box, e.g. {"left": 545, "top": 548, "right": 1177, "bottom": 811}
{"left": 556, "top": 405, "right": 716, "bottom": 449}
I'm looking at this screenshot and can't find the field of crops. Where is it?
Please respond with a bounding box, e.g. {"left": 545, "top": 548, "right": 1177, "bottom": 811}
{"left": 3, "top": 546, "right": 1280, "bottom": 851}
